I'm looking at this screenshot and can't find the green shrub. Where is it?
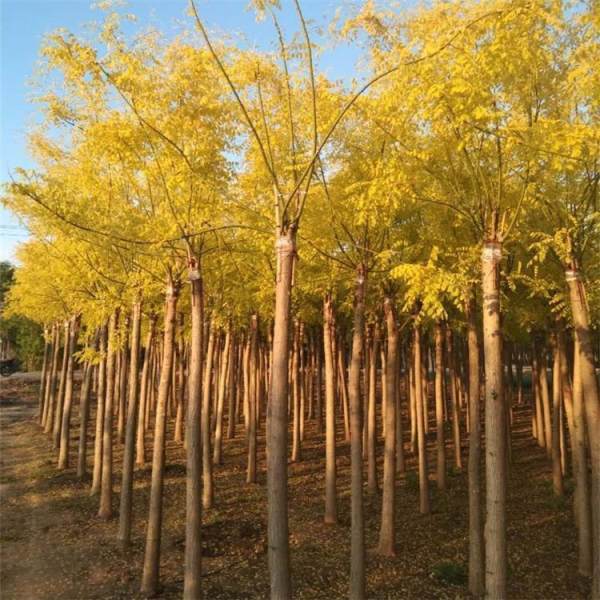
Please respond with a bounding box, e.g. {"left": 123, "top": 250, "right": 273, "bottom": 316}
{"left": 431, "top": 561, "right": 467, "bottom": 586}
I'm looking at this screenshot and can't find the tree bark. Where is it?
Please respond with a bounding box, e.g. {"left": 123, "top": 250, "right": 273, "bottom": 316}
{"left": 99, "top": 309, "right": 119, "bottom": 519}
{"left": 551, "top": 332, "right": 564, "bottom": 496}
{"left": 141, "top": 280, "right": 179, "bottom": 596}
{"left": 91, "top": 324, "right": 107, "bottom": 495}
{"left": 184, "top": 263, "right": 204, "bottom": 600}
{"left": 482, "top": 240, "right": 506, "bottom": 599}
{"left": 348, "top": 265, "right": 366, "bottom": 599}
{"left": 58, "top": 315, "right": 80, "bottom": 469}
{"left": 467, "top": 296, "right": 483, "bottom": 597}
{"left": 414, "top": 319, "right": 430, "bottom": 514}
{"left": 214, "top": 324, "right": 231, "bottom": 465}
{"left": 367, "top": 324, "right": 379, "bottom": 494}
{"left": 566, "top": 267, "right": 599, "bottom": 591}
{"left": 434, "top": 321, "right": 446, "bottom": 491}
{"left": 52, "top": 320, "right": 70, "bottom": 448}
{"left": 118, "top": 300, "right": 142, "bottom": 547}
{"left": 378, "top": 297, "right": 397, "bottom": 556}
{"left": 202, "top": 324, "right": 216, "bottom": 508}
{"left": 136, "top": 319, "right": 156, "bottom": 466}
{"left": 77, "top": 355, "right": 94, "bottom": 478}
{"left": 267, "top": 231, "right": 295, "bottom": 600}
{"left": 38, "top": 328, "right": 50, "bottom": 423}
{"left": 323, "top": 294, "right": 337, "bottom": 524}
{"left": 247, "top": 315, "right": 258, "bottom": 483}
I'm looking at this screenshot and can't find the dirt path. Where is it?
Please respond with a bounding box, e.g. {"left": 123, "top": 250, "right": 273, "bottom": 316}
{"left": 0, "top": 380, "right": 137, "bottom": 600}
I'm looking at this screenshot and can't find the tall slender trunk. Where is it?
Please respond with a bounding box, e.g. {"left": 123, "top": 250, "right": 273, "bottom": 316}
{"left": 338, "top": 344, "right": 351, "bottom": 442}
{"left": 565, "top": 267, "right": 600, "bottom": 597}
{"left": 532, "top": 339, "right": 545, "bottom": 447}
{"left": 323, "top": 294, "right": 337, "bottom": 524}
{"left": 396, "top": 347, "right": 405, "bottom": 474}
{"left": 539, "top": 342, "right": 553, "bottom": 456}
{"left": 184, "top": 265, "right": 204, "bottom": 600}
{"left": 99, "top": 309, "right": 119, "bottom": 519}
{"left": 267, "top": 230, "right": 295, "bottom": 599}
{"left": 141, "top": 280, "right": 179, "bottom": 596}
{"left": 227, "top": 336, "right": 236, "bottom": 440}
{"left": 77, "top": 349, "right": 95, "bottom": 478}
{"left": 349, "top": 265, "right": 366, "bottom": 599}
{"left": 203, "top": 324, "right": 216, "bottom": 508}
{"left": 573, "top": 337, "right": 593, "bottom": 575}
{"left": 414, "top": 319, "right": 430, "bottom": 514}
{"left": 378, "top": 297, "right": 397, "bottom": 556}
{"left": 247, "top": 315, "right": 258, "bottom": 483}
{"left": 183, "top": 260, "right": 204, "bottom": 600}
{"left": 136, "top": 319, "right": 156, "bottom": 465}
{"left": 292, "top": 320, "right": 302, "bottom": 462}
{"left": 58, "top": 315, "right": 80, "bottom": 469}
{"left": 38, "top": 328, "right": 50, "bottom": 423}
{"left": 447, "top": 329, "right": 462, "bottom": 470}
{"left": 91, "top": 324, "right": 107, "bottom": 495}
{"left": 551, "top": 332, "right": 564, "bottom": 496}
{"left": 41, "top": 324, "right": 58, "bottom": 430}
{"left": 434, "top": 321, "right": 446, "bottom": 490}
{"left": 482, "top": 239, "right": 506, "bottom": 599}
{"left": 117, "top": 315, "right": 129, "bottom": 445}
{"left": 214, "top": 325, "right": 231, "bottom": 466}
{"left": 467, "top": 296, "right": 483, "bottom": 597}
{"left": 118, "top": 300, "right": 142, "bottom": 547}
{"left": 367, "top": 324, "right": 379, "bottom": 493}
{"left": 52, "top": 320, "right": 70, "bottom": 448}
{"left": 174, "top": 313, "right": 185, "bottom": 444}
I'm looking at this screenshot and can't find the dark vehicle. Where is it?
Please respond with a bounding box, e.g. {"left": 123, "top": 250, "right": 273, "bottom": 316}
{"left": 0, "top": 358, "right": 20, "bottom": 376}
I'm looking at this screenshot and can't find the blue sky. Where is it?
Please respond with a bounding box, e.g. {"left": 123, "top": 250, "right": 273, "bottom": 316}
{"left": 0, "top": 0, "right": 385, "bottom": 262}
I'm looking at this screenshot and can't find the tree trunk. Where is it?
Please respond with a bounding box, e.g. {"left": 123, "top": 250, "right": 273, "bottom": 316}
{"left": 184, "top": 263, "right": 204, "bottom": 600}
{"left": 538, "top": 341, "right": 553, "bottom": 456}
{"left": 551, "top": 332, "right": 564, "bottom": 496}
{"left": 565, "top": 268, "right": 600, "bottom": 597}
{"left": 38, "top": 328, "right": 50, "bottom": 423}
{"left": 434, "top": 321, "right": 446, "bottom": 491}
{"left": 227, "top": 336, "right": 237, "bottom": 440}
{"left": 467, "top": 296, "right": 483, "bottom": 597}
{"left": 348, "top": 265, "right": 366, "bottom": 599}
{"left": 214, "top": 325, "right": 231, "bottom": 465}
{"left": 482, "top": 239, "right": 506, "bottom": 599}
{"left": 202, "top": 324, "right": 216, "bottom": 508}
{"left": 367, "top": 324, "right": 379, "bottom": 494}
{"left": 267, "top": 231, "right": 295, "bottom": 599}
{"left": 117, "top": 315, "right": 130, "bottom": 445}
{"left": 118, "top": 300, "right": 142, "bottom": 547}
{"left": 247, "top": 315, "right": 258, "bottom": 483}
{"left": 77, "top": 355, "right": 94, "bottom": 478}
{"left": 91, "top": 324, "right": 107, "bottom": 495}
{"left": 323, "top": 294, "right": 337, "bottom": 525}
{"left": 414, "top": 319, "right": 430, "bottom": 514}
{"left": 136, "top": 320, "right": 156, "bottom": 465}
{"left": 58, "top": 315, "right": 80, "bottom": 469}
{"left": 141, "top": 280, "right": 179, "bottom": 596}
{"left": 447, "top": 329, "right": 462, "bottom": 470}
{"left": 99, "top": 309, "right": 119, "bottom": 519}
{"left": 52, "top": 320, "right": 70, "bottom": 448}
{"left": 378, "top": 297, "right": 397, "bottom": 556}
{"left": 174, "top": 313, "right": 185, "bottom": 444}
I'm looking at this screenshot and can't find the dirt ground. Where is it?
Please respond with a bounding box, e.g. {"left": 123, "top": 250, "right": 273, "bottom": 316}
{"left": 0, "top": 375, "right": 592, "bottom": 599}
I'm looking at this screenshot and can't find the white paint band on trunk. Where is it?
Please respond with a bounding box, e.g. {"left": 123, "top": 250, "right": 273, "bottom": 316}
{"left": 482, "top": 241, "right": 502, "bottom": 262}
{"left": 565, "top": 269, "right": 580, "bottom": 282}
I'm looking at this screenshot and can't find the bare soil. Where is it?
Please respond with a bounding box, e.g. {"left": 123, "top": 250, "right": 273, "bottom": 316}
{"left": 0, "top": 376, "right": 591, "bottom": 599}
